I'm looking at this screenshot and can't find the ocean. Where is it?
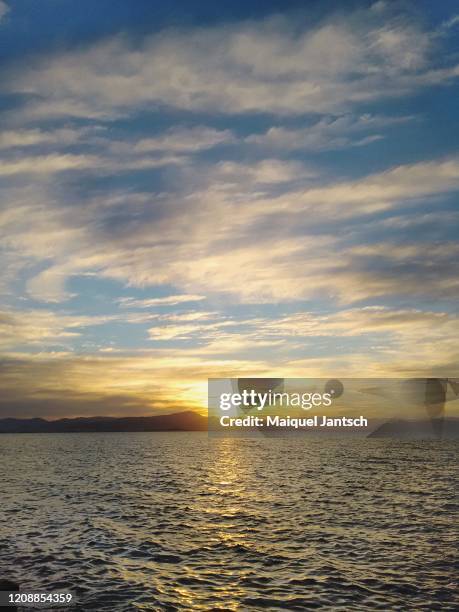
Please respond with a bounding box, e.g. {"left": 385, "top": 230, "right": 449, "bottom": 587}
{"left": 0, "top": 433, "right": 457, "bottom": 610}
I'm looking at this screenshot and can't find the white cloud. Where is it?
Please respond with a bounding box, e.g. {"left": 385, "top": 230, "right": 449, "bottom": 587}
{"left": 0, "top": 126, "right": 233, "bottom": 177}
{"left": 245, "top": 114, "right": 412, "bottom": 151}
{"left": 440, "top": 15, "right": 459, "bottom": 32}
{"left": 118, "top": 295, "right": 206, "bottom": 308}
{"left": 0, "top": 308, "right": 113, "bottom": 350}
{"left": 0, "top": 127, "right": 92, "bottom": 150}
{"left": 214, "top": 159, "right": 314, "bottom": 185}
{"left": 252, "top": 307, "right": 457, "bottom": 339}
{"left": 0, "top": 1, "right": 9, "bottom": 22}
{"left": 275, "top": 158, "right": 459, "bottom": 218}
{"left": 0, "top": 153, "right": 98, "bottom": 176}
{"left": 2, "top": 155, "right": 459, "bottom": 304}
{"left": 6, "top": 7, "right": 457, "bottom": 119}
{"left": 0, "top": 151, "right": 183, "bottom": 177}
{"left": 130, "top": 126, "right": 235, "bottom": 153}
{"left": 1, "top": 305, "right": 458, "bottom": 417}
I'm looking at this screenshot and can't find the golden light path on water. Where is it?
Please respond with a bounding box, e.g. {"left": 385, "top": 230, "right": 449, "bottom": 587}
{"left": 1, "top": 433, "right": 456, "bottom": 609}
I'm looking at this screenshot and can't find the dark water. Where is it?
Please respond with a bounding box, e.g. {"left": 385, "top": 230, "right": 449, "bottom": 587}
{"left": 0, "top": 433, "right": 457, "bottom": 610}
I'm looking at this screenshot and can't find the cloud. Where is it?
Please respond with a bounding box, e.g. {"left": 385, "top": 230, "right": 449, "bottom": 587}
{"left": 251, "top": 307, "right": 458, "bottom": 340}
{"left": 0, "top": 151, "right": 184, "bottom": 177}
{"left": 147, "top": 311, "right": 235, "bottom": 340}
{"left": 0, "top": 126, "right": 234, "bottom": 178}
{"left": 0, "top": 303, "right": 458, "bottom": 418}
{"left": 265, "top": 158, "right": 459, "bottom": 219}
{"left": 6, "top": 6, "right": 457, "bottom": 119}
{"left": 89, "top": 157, "right": 459, "bottom": 304}
{"left": 118, "top": 295, "right": 206, "bottom": 308}
{"left": 0, "top": 153, "right": 99, "bottom": 176}
{"left": 0, "top": 349, "right": 271, "bottom": 418}
{"left": 440, "top": 15, "right": 459, "bottom": 32}
{"left": 213, "top": 159, "right": 314, "bottom": 185}
{"left": 0, "top": 308, "right": 114, "bottom": 350}
{"left": 0, "top": 127, "right": 93, "bottom": 150}
{"left": 2, "top": 154, "right": 459, "bottom": 304}
{"left": 128, "top": 126, "right": 235, "bottom": 153}
{"left": 148, "top": 324, "right": 205, "bottom": 340}
{"left": 245, "top": 114, "right": 412, "bottom": 151}
{"left": 0, "top": 1, "right": 9, "bottom": 22}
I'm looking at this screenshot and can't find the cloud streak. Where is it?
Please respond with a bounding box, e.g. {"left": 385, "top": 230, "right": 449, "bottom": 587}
{"left": 0, "top": 1, "right": 9, "bottom": 22}
{"left": 6, "top": 6, "right": 458, "bottom": 119}
{"left": 2, "top": 155, "right": 459, "bottom": 304}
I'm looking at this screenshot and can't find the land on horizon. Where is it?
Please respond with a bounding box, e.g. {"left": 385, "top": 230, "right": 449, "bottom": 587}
{"left": 0, "top": 1, "right": 458, "bottom": 422}
{"left": 1, "top": 413, "right": 458, "bottom": 439}
{"left": 0, "top": 411, "right": 208, "bottom": 433}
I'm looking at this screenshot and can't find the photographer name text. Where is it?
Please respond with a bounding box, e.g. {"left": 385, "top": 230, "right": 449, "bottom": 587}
{"left": 219, "top": 415, "right": 368, "bottom": 428}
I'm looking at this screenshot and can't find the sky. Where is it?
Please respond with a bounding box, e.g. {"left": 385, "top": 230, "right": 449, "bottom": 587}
{"left": 0, "top": 0, "right": 458, "bottom": 418}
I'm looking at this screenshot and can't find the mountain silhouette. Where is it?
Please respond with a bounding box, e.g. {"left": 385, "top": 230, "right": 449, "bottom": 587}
{"left": 0, "top": 411, "right": 208, "bottom": 433}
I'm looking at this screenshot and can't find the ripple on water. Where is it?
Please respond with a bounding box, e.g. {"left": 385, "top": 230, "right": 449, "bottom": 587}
{"left": 0, "top": 433, "right": 457, "bottom": 611}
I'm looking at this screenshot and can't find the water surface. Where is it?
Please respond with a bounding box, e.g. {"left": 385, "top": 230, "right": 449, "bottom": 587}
{"left": 0, "top": 433, "right": 457, "bottom": 610}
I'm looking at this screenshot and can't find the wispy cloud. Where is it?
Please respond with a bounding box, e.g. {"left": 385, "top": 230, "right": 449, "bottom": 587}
{"left": 6, "top": 6, "right": 458, "bottom": 119}
{"left": 1, "top": 303, "right": 457, "bottom": 417}
{"left": 0, "top": 153, "right": 98, "bottom": 176}
{"left": 0, "top": 1, "right": 9, "bottom": 22}
{"left": 126, "top": 126, "right": 235, "bottom": 154}
{"left": 2, "top": 155, "right": 459, "bottom": 303}
{"left": 0, "top": 151, "right": 184, "bottom": 177}
{"left": 245, "top": 114, "right": 413, "bottom": 151}
{"left": 0, "top": 308, "right": 114, "bottom": 350}
{"left": 440, "top": 15, "right": 459, "bottom": 32}
{"left": 118, "top": 295, "right": 206, "bottom": 308}
{"left": 0, "top": 127, "right": 95, "bottom": 150}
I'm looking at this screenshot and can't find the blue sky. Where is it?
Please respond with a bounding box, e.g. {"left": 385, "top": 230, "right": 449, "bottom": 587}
{"left": 0, "top": 0, "right": 458, "bottom": 417}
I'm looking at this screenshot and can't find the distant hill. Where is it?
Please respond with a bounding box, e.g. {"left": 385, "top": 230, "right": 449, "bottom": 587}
{"left": 3, "top": 414, "right": 458, "bottom": 437}
{"left": 0, "top": 411, "right": 208, "bottom": 433}
{"left": 368, "top": 418, "right": 459, "bottom": 440}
